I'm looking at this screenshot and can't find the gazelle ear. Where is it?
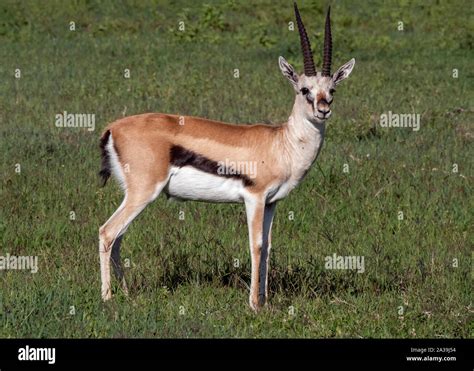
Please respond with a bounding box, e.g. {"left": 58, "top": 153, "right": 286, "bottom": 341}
{"left": 279, "top": 56, "right": 299, "bottom": 91}
{"left": 332, "top": 58, "right": 355, "bottom": 85}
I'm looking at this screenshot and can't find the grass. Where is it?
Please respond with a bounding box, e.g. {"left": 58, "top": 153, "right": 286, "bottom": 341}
{"left": 0, "top": 0, "right": 472, "bottom": 338}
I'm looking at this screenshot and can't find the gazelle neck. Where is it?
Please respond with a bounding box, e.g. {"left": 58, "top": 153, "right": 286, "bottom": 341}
{"left": 278, "top": 104, "right": 326, "bottom": 182}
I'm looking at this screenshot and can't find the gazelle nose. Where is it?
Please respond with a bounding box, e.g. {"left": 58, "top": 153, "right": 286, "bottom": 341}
{"left": 318, "top": 108, "right": 330, "bottom": 116}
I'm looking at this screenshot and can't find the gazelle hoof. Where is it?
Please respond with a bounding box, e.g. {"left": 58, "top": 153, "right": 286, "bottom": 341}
{"left": 101, "top": 288, "right": 112, "bottom": 301}
{"left": 249, "top": 294, "right": 266, "bottom": 312}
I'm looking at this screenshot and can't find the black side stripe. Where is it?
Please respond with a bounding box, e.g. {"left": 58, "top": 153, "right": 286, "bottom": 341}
{"left": 169, "top": 145, "right": 255, "bottom": 187}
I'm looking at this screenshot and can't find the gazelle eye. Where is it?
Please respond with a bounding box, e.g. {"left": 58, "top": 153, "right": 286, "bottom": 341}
{"left": 329, "top": 88, "right": 336, "bottom": 95}
{"left": 301, "top": 87, "right": 309, "bottom": 95}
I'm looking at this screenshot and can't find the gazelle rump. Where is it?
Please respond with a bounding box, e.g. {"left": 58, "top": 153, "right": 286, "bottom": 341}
{"left": 98, "top": 3, "right": 355, "bottom": 311}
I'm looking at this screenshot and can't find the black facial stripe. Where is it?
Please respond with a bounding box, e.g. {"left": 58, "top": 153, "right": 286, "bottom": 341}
{"left": 170, "top": 145, "right": 255, "bottom": 187}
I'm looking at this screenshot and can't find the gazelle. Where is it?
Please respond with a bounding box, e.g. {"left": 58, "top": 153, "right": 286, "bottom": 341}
{"left": 98, "top": 3, "right": 355, "bottom": 311}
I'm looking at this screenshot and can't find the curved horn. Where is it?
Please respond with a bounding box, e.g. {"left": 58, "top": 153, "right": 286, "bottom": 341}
{"left": 322, "top": 6, "right": 332, "bottom": 76}
{"left": 294, "top": 2, "right": 316, "bottom": 77}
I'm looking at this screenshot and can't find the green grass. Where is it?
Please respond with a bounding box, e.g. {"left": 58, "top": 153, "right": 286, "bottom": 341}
{"left": 0, "top": 0, "right": 472, "bottom": 338}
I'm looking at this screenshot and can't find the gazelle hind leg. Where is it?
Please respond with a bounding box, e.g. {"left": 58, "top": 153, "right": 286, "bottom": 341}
{"left": 99, "top": 181, "right": 167, "bottom": 301}
{"left": 110, "top": 235, "right": 128, "bottom": 295}
{"left": 99, "top": 196, "right": 149, "bottom": 301}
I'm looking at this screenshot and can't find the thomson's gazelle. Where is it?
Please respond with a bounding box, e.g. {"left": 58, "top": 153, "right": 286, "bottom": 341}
{"left": 98, "top": 4, "right": 355, "bottom": 311}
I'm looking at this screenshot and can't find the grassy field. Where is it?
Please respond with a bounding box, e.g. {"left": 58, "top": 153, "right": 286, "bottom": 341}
{"left": 0, "top": 0, "right": 472, "bottom": 338}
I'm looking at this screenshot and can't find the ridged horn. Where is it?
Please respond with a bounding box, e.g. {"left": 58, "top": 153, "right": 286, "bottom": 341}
{"left": 322, "top": 6, "right": 332, "bottom": 76}
{"left": 294, "top": 2, "right": 316, "bottom": 77}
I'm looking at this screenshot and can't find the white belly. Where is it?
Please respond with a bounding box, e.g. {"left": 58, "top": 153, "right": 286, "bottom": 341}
{"left": 166, "top": 166, "right": 245, "bottom": 203}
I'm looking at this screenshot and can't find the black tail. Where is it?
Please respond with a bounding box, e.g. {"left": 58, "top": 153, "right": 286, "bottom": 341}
{"left": 99, "top": 130, "right": 111, "bottom": 187}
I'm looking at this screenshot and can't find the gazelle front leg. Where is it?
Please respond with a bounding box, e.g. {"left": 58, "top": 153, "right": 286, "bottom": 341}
{"left": 245, "top": 198, "right": 277, "bottom": 311}
{"left": 260, "top": 202, "right": 276, "bottom": 302}
{"left": 244, "top": 196, "right": 267, "bottom": 311}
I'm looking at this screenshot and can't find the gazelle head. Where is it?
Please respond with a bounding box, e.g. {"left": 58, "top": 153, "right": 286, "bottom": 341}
{"left": 279, "top": 3, "right": 355, "bottom": 125}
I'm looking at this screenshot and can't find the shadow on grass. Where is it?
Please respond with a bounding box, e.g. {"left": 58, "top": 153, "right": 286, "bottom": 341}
{"left": 121, "top": 251, "right": 403, "bottom": 299}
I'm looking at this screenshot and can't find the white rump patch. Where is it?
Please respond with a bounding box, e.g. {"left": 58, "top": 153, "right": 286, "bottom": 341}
{"left": 107, "top": 134, "right": 127, "bottom": 191}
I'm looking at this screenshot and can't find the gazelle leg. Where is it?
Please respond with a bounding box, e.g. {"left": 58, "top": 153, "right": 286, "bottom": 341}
{"left": 110, "top": 235, "right": 128, "bottom": 295}
{"left": 260, "top": 202, "right": 276, "bottom": 304}
{"left": 244, "top": 196, "right": 266, "bottom": 312}
{"left": 99, "top": 197, "right": 126, "bottom": 301}
{"left": 99, "top": 182, "right": 166, "bottom": 301}
{"left": 99, "top": 197, "right": 149, "bottom": 301}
